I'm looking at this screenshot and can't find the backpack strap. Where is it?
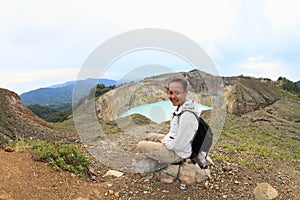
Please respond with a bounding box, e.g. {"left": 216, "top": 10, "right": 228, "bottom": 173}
{"left": 175, "top": 110, "right": 200, "bottom": 154}
{"left": 176, "top": 110, "right": 213, "bottom": 159}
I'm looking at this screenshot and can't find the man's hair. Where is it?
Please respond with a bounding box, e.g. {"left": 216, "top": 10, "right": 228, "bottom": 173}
{"left": 168, "top": 78, "right": 188, "bottom": 89}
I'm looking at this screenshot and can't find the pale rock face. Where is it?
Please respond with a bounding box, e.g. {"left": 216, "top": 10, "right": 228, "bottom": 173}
{"left": 223, "top": 85, "right": 236, "bottom": 113}
{"left": 96, "top": 82, "right": 168, "bottom": 122}
{"left": 96, "top": 81, "right": 204, "bottom": 123}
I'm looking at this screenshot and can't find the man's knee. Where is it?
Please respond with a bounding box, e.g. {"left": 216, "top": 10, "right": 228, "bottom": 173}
{"left": 137, "top": 141, "right": 163, "bottom": 153}
{"left": 137, "top": 141, "right": 147, "bottom": 152}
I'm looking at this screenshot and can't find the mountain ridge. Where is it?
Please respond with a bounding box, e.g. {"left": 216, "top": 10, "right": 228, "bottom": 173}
{"left": 95, "top": 70, "right": 283, "bottom": 123}
{"left": 20, "top": 78, "right": 117, "bottom": 105}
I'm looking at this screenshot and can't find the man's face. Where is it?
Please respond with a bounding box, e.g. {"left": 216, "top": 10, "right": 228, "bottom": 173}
{"left": 167, "top": 82, "right": 187, "bottom": 107}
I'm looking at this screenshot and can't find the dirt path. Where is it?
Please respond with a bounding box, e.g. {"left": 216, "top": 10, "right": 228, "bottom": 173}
{"left": 0, "top": 151, "right": 105, "bottom": 199}
{"left": 1, "top": 149, "right": 299, "bottom": 200}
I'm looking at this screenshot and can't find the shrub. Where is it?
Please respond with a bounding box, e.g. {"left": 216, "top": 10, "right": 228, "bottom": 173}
{"left": 32, "top": 141, "right": 89, "bottom": 175}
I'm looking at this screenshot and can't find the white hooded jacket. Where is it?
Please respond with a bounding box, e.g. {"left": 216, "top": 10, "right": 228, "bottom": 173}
{"left": 162, "top": 100, "right": 201, "bottom": 158}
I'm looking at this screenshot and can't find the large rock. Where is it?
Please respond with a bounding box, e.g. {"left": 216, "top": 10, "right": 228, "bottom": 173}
{"left": 160, "top": 162, "right": 210, "bottom": 185}
{"left": 253, "top": 182, "right": 278, "bottom": 200}
{"left": 223, "top": 77, "right": 280, "bottom": 115}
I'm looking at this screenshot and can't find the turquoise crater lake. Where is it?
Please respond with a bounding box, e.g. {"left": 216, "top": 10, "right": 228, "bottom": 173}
{"left": 120, "top": 100, "right": 212, "bottom": 124}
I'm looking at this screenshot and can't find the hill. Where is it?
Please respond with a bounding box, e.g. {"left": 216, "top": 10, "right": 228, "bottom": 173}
{"left": 20, "top": 78, "right": 117, "bottom": 105}
{"left": 0, "top": 88, "right": 77, "bottom": 147}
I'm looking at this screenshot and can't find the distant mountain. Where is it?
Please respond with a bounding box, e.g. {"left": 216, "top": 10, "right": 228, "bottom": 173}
{"left": 296, "top": 80, "right": 300, "bottom": 86}
{"left": 48, "top": 80, "right": 76, "bottom": 88}
{"left": 20, "top": 78, "right": 117, "bottom": 105}
{"left": 48, "top": 78, "right": 117, "bottom": 88}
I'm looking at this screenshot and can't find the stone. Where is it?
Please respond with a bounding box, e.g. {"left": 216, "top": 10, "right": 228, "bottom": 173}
{"left": 4, "top": 146, "right": 15, "bottom": 152}
{"left": 163, "top": 165, "right": 179, "bottom": 177}
{"left": 159, "top": 162, "right": 211, "bottom": 185}
{"left": 104, "top": 170, "right": 124, "bottom": 178}
{"left": 160, "top": 172, "right": 176, "bottom": 183}
{"left": 253, "top": 182, "right": 278, "bottom": 200}
{"left": 196, "top": 168, "right": 210, "bottom": 183}
{"left": 160, "top": 165, "right": 179, "bottom": 184}
{"left": 178, "top": 163, "right": 199, "bottom": 185}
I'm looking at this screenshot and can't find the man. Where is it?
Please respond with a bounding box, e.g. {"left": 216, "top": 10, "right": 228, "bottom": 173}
{"left": 137, "top": 78, "right": 201, "bottom": 164}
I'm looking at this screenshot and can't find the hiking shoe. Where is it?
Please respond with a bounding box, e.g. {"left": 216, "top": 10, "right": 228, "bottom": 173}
{"left": 197, "top": 152, "right": 214, "bottom": 169}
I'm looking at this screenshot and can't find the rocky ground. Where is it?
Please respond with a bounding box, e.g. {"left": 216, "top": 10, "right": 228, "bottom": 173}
{"left": 1, "top": 98, "right": 299, "bottom": 200}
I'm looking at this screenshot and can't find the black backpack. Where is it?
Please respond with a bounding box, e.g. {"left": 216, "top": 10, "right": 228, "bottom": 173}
{"left": 177, "top": 110, "right": 213, "bottom": 159}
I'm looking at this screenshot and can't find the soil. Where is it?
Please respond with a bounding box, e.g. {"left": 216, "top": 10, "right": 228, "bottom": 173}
{"left": 0, "top": 149, "right": 299, "bottom": 200}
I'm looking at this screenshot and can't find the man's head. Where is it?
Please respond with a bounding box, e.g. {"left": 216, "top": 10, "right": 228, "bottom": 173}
{"left": 167, "top": 78, "right": 188, "bottom": 107}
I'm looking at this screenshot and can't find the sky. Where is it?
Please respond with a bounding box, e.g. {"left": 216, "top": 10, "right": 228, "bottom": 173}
{"left": 0, "top": 0, "right": 300, "bottom": 94}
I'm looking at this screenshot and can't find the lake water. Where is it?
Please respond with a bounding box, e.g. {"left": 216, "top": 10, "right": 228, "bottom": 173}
{"left": 120, "top": 100, "right": 212, "bottom": 124}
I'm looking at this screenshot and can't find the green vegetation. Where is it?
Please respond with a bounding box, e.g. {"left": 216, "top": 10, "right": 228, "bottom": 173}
{"left": 45, "top": 109, "right": 72, "bottom": 122}
{"left": 32, "top": 141, "right": 89, "bottom": 175}
{"left": 278, "top": 77, "right": 300, "bottom": 97}
{"left": 28, "top": 104, "right": 59, "bottom": 119}
{"left": 217, "top": 113, "right": 300, "bottom": 170}
{"left": 28, "top": 104, "right": 72, "bottom": 123}
{"left": 6, "top": 139, "right": 90, "bottom": 175}
{"left": 90, "top": 84, "right": 115, "bottom": 98}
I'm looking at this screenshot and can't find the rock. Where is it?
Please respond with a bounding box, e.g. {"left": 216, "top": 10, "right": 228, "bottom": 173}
{"left": 178, "top": 163, "right": 198, "bottom": 184}
{"left": 4, "top": 146, "right": 15, "bottom": 152}
{"left": 179, "top": 163, "right": 209, "bottom": 185}
{"left": 108, "top": 190, "right": 114, "bottom": 195}
{"left": 253, "top": 183, "right": 278, "bottom": 200}
{"left": 197, "top": 168, "right": 211, "bottom": 182}
{"left": 163, "top": 165, "right": 179, "bottom": 178}
{"left": 104, "top": 170, "right": 124, "bottom": 178}
{"left": 160, "top": 172, "right": 176, "bottom": 183}
{"left": 160, "top": 162, "right": 210, "bottom": 185}
{"left": 160, "top": 165, "right": 179, "bottom": 183}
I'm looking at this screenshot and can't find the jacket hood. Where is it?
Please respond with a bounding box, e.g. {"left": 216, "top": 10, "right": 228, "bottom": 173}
{"left": 174, "top": 100, "right": 202, "bottom": 116}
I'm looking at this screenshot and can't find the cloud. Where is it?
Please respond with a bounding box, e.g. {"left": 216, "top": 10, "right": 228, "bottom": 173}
{"left": 0, "top": 68, "right": 79, "bottom": 94}
{"left": 239, "top": 56, "right": 285, "bottom": 80}
{"left": 265, "top": 0, "right": 300, "bottom": 31}
{"left": 1, "top": 68, "right": 79, "bottom": 85}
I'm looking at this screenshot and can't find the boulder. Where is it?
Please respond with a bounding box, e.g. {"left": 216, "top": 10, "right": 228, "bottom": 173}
{"left": 253, "top": 182, "right": 278, "bottom": 200}
{"left": 160, "top": 162, "right": 210, "bottom": 185}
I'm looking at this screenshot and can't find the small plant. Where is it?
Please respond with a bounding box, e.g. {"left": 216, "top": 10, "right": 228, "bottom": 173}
{"left": 6, "top": 139, "right": 29, "bottom": 152}
{"left": 211, "top": 151, "right": 232, "bottom": 163}
{"left": 238, "top": 158, "right": 252, "bottom": 167}
{"left": 32, "top": 140, "right": 90, "bottom": 175}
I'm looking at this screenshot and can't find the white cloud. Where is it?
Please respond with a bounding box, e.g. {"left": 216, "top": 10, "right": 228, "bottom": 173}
{"left": 265, "top": 0, "right": 300, "bottom": 30}
{"left": 239, "top": 56, "right": 285, "bottom": 80}
{"left": 98, "top": 0, "right": 240, "bottom": 41}
{"left": 1, "top": 68, "right": 79, "bottom": 85}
